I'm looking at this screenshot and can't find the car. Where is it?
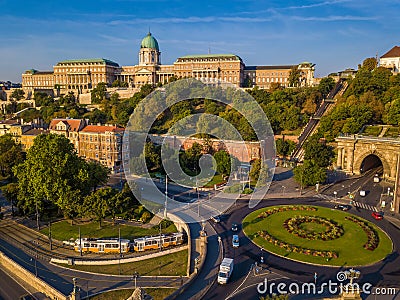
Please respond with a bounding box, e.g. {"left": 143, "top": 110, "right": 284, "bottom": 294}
{"left": 372, "top": 212, "right": 383, "bottom": 220}
{"left": 232, "top": 235, "right": 240, "bottom": 248}
{"left": 211, "top": 215, "right": 221, "bottom": 223}
{"left": 334, "top": 204, "right": 351, "bottom": 211}
{"left": 231, "top": 222, "right": 239, "bottom": 232}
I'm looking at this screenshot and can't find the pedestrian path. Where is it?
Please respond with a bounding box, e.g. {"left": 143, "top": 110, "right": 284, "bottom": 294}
{"left": 352, "top": 201, "right": 379, "bottom": 212}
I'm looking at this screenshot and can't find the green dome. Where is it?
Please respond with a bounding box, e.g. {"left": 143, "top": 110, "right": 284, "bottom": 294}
{"left": 141, "top": 32, "right": 159, "bottom": 51}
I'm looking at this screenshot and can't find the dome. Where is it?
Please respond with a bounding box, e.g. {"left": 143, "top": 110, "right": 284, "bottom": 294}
{"left": 140, "top": 32, "right": 159, "bottom": 51}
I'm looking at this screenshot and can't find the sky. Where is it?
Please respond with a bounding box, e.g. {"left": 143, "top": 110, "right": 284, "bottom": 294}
{"left": 1, "top": 0, "right": 400, "bottom": 82}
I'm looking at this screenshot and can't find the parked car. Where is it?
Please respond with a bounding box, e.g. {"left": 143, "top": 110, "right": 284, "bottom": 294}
{"left": 372, "top": 212, "right": 383, "bottom": 220}
{"left": 211, "top": 215, "right": 221, "bottom": 223}
{"left": 232, "top": 235, "right": 240, "bottom": 248}
{"left": 334, "top": 204, "right": 351, "bottom": 211}
{"left": 231, "top": 222, "right": 239, "bottom": 232}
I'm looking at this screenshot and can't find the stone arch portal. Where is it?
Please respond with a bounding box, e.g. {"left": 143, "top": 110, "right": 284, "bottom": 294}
{"left": 353, "top": 150, "right": 389, "bottom": 177}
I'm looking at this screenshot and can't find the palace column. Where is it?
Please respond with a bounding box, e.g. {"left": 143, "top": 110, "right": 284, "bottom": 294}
{"left": 337, "top": 148, "right": 343, "bottom": 169}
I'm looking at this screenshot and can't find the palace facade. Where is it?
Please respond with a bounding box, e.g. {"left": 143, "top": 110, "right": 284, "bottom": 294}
{"left": 22, "top": 32, "right": 316, "bottom": 97}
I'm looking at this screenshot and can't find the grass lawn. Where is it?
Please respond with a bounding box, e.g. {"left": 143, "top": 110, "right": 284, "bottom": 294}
{"left": 362, "top": 126, "right": 382, "bottom": 136}
{"left": 40, "top": 220, "right": 177, "bottom": 242}
{"left": 57, "top": 249, "right": 188, "bottom": 276}
{"left": 88, "top": 288, "right": 177, "bottom": 300}
{"left": 384, "top": 127, "right": 400, "bottom": 138}
{"left": 203, "top": 174, "right": 225, "bottom": 188}
{"left": 243, "top": 205, "right": 393, "bottom": 266}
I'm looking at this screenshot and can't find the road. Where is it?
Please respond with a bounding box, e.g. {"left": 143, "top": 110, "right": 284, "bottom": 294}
{"left": 0, "top": 268, "right": 34, "bottom": 300}
{"left": 200, "top": 196, "right": 400, "bottom": 300}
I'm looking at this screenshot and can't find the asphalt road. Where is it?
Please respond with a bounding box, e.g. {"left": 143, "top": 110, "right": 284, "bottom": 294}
{"left": 0, "top": 268, "right": 33, "bottom": 300}
{"left": 201, "top": 197, "right": 400, "bottom": 300}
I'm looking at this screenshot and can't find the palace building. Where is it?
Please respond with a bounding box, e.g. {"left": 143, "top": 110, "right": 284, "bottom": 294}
{"left": 22, "top": 32, "right": 315, "bottom": 97}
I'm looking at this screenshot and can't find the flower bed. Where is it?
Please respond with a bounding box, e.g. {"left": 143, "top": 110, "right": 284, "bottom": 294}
{"left": 258, "top": 230, "right": 338, "bottom": 259}
{"left": 257, "top": 205, "right": 317, "bottom": 219}
{"left": 283, "top": 215, "right": 344, "bottom": 241}
{"left": 345, "top": 216, "right": 379, "bottom": 250}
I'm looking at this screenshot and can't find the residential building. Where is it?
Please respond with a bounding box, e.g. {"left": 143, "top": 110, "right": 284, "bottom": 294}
{"left": 78, "top": 125, "right": 124, "bottom": 173}
{"left": 20, "top": 128, "right": 49, "bottom": 151}
{"left": 49, "top": 118, "right": 87, "bottom": 150}
{"left": 380, "top": 46, "right": 400, "bottom": 74}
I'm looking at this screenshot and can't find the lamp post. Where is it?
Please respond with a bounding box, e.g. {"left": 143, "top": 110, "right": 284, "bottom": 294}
{"left": 334, "top": 191, "right": 337, "bottom": 200}
{"left": 133, "top": 271, "right": 139, "bottom": 289}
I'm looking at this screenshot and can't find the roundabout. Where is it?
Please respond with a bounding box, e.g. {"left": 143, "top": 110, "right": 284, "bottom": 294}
{"left": 242, "top": 205, "right": 393, "bottom": 266}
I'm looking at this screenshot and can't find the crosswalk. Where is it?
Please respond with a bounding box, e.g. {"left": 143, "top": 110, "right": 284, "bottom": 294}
{"left": 352, "top": 201, "right": 379, "bottom": 212}
{"left": 315, "top": 194, "right": 379, "bottom": 212}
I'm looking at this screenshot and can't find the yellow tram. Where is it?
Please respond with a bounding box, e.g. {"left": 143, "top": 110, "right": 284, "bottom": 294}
{"left": 74, "top": 238, "right": 130, "bottom": 254}
{"left": 133, "top": 232, "right": 184, "bottom": 252}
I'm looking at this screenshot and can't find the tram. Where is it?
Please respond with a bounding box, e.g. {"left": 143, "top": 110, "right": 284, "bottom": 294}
{"left": 133, "top": 232, "right": 184, "bottom": 252}
{"left": 74, "top": 238, "right": 130, "bottom": 254}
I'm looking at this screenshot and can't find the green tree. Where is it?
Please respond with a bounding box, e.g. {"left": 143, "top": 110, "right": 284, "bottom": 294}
{"left": 275, "top": 138, "right": 296, "bottom": 157}
{"left": 293, "top": 159, "right": 327, "bottom": 187}
{"left": 111, "top": 79, "right": 128, "bottom": 88}
{"left": 303, "top": 135, "right": 334, "bottom": 168}
{"left": 318, "top": 77, "right": 336, "bottom": 98}
{"left": 362, "top": 57, "right": 377, "bottom": 72}
{"left": 288, "top": 66, "right": 301, "bottom": 87}
{"left": 82, "top": 187, "right": 116, "bottom": 229}
{"left": 213, "top": 150, "right": 238, "bottom": 176}
{"left": 1, "top": 183, "right": 18, "bottom": 216}
{"left": 0, "top": 134, "right": 24, "bottom": 179}
{"left": 91, "top": 82, "right": 108, "bottom": 103}
{"left": 10, "top": 89, "right": 25, "bottom": 101}
{"left": 13, "top": 134, "right": 89, "bottom": 220}
{"left": 86, "top": 161, "right": 110, "bottom": 191}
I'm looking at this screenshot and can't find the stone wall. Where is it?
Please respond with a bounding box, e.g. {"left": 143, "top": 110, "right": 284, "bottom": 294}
{"left": 0, "top": 251, "right": 67, "bottom": 300}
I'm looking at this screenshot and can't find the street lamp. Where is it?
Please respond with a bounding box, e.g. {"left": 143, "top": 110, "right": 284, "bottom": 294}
{"left": 281, "top": 186, "right": 286, "bottom": 195}
{"left": 133, "top": 271, "right": 139, "bottom": 289}
{"left": 333, "top": 191, "right": 337, "bottom": 200}
{"left": 260, "top": 247, "right": 264, "bottom": 264}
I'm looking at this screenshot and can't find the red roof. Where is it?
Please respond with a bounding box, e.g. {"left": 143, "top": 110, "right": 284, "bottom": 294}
{"left": 381, "top": 46, "right": 400, "bottom": 58}
{"left": 49, "top": 119, "right": 86, "bottom": 132}
{"left": 80, "top": 125, "right": 124, "bottom": 133}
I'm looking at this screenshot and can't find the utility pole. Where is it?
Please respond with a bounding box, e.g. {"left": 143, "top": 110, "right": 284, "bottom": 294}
{"left": 164, "top": 175, "right": 168, "bottom": 219}
{"left": 49, "top": 221, "right": 52, "bottom": 251}
{"left": 79, "top": 226, "right": 82, "bottom": 257}
{"left": 35, "top": 200, "right": 40, "bottom": 230}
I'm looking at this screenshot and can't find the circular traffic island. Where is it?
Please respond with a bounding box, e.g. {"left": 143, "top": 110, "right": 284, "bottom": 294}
{"left": 242, "top": 205, "right": 393, "bottom": 266}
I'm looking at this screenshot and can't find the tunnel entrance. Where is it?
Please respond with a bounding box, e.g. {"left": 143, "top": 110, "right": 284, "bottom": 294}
{"left": 360, "top": 154, "right": 383, "bottom": 174}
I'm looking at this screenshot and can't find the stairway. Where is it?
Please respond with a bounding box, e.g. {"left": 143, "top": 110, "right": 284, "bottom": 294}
{"left": 290, "top": 79, "right": 348, "bottom": 162}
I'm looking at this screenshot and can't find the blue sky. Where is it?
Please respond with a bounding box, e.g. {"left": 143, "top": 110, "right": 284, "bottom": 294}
{"left": 1, "top": 0, "right": 400, "bottom": 82}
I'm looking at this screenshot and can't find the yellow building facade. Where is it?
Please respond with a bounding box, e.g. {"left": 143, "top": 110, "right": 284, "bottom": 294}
{"left": 22, "top": 32, "right": 315, "bottom": 96}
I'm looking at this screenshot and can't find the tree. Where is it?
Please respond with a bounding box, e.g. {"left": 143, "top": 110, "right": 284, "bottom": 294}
{"left": 0, "top": 134, "right": 24, "bottom": 179}
{"left": 10, "top": 89, "right": 25, "bottom": 101}
{"left": 293, "top": 159, "right": 327, "bottom": 187}
{"left": 91, "top": 82, "right": 108, "bottom": 103}
{"left": 213, "top": 150, "right": 238, "bottom": 177}
{"left": 362, "top": 57, "right": 377, "bottom": 72}
{"left": 275, "top": 138, "right": 296, "bottom": 157}
{"left": 303, "top": 136, "right": 334, "bottom": 168}
{"left": 86, "top": 160, "right": 110, "bottom": 191}
{"left": 180, "top": 142, "right": 203, "bottom": 174}
{"left": 82, "top": 187, "right": 116, "bottom": 229}
{"left": 318, "top": 77, "right": 336, "bottom": 98}
{"left": 13, "top": 134, "right": 89, "bottom": 220}
{"left": 1, "top": 183, "right": 18, "bottom": 216}
{"left": 288, "top": 66, "right": 301, "bottom": 87}
{"left": 111, "top": 79, "right": 128, "bottom": 88}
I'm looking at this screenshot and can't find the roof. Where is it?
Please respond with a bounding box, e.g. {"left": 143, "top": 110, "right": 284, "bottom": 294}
{"left": 49, "top": 118, "right": 86, "bottom": 132}
{"left": 0, "top": 120, "right": 20, "bottom": 125}
{"left": 80, "top": 125, "right": 124, "bottom": 133}
{"left": 381, "top": 46, "right": 400, "bottom": 58}
{"left": 56, "top": 58, "right": 119, "bottom": 67}
{"left": 245, "top": 65, "right": 296, "bottom": 70}
{"left": 177, "top": 54, "right": 242, "bottom": 62}
{"left": 141, "top": 32, "right": 159, "bottom": 51}
{"left": 23, "top": 128, "right": 49, "bottom": 136}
